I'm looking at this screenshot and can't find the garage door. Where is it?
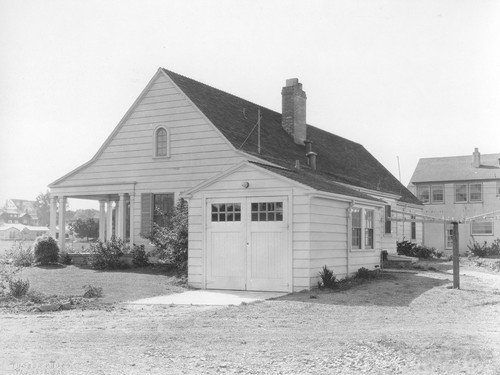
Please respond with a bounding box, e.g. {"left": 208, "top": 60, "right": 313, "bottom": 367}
{"left": 206, "top": 197, "right": 289, "bottom": 292}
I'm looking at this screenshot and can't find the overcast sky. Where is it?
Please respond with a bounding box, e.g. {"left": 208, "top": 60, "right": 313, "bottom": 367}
{"left": 1, "top": 0, "right": 499, "bottom": 210}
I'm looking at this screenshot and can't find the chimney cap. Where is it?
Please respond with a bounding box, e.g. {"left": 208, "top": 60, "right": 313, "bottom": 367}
{"left": 286, "top": 78, "right": 299, "bottom": 87}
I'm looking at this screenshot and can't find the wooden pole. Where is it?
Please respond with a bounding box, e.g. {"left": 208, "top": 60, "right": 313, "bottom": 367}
{"left": 452, "top": 221, "right": 460, "bottom": 289}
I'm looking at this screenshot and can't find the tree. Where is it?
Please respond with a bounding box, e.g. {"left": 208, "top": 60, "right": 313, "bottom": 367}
{"left": 34, "top": 191, "right": 50, "bottom": 226}
{"left": 69, "top": 218, "right": 99, "bottom": 241}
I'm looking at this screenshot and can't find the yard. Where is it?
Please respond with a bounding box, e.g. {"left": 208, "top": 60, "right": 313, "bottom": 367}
{"left": 1, "top": 262, "right": 500, "bottom": 374}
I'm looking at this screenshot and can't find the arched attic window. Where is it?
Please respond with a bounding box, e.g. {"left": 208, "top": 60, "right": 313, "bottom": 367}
{"left": 154, "top": 126, "right": 170, "bottom": 158}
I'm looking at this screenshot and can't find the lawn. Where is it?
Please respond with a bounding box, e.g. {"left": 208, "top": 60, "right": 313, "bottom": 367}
{"left": 12, "top": 265, "right": 187, "bottom": 304}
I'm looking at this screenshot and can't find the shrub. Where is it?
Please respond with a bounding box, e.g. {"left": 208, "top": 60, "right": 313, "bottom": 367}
{"left": 318, "top": 265, "right": 336, "bottom": 289}
{"left": 489, "top": 239, "right": 500, "bottom": 257}
{"left": 144, "top": 199, "right": 188, "bottom": 271}
{"left": 356, "top": 267, "right": 372, "bottom": 279}
{"left": 5, "top": 242, "right": 35, "bottom": 267}
{"left": 82, "top": 285, "right": 103, "bottom": 298}
{"left": 468, "top": 240, "right": 489, "bottom": 258}
{"left": 59, "top": 251, "right": 72, "bottom": 265}
{"left": 0, "top": 264, "right": 20, "bottom": 296}
{"left": 9, "top": 278, "right": 30, "bottom": 297}
{"left": 131, "top": 244, "right": 149, "bottom": 267}
{"left": 397, "top": 240, "right": 437, "bottom": 259}
{"left": 87, "top": 237, "right": 128, "bottom": 270}
{"left": 33, "top": 235, "right": 60, "bottom": 265}
{"left": 27, "top": 290, "right": 46, "bottom": 304}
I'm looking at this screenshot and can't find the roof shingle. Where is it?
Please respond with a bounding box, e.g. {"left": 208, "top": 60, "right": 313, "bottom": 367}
{"left": 163, "top": 69, "right": 421, "bottom": 205}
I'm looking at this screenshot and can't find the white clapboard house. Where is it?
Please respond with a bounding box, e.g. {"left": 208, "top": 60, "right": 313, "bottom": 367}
{"left": 49, "top": 68, "right": 422, "bottom": 292}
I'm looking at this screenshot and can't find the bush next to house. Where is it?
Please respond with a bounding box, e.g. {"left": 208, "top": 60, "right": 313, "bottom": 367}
{"left": 145, "top": 199, "right": 188, "bottom": 271}
{"left": 33, "top": 235, "right": 60, "bottom": 265}
{"left": 87, "top": 237, "right": 128, "bottom": 270}
{"left": 5, "top": 242, "right": 35, "bottom": 267}
{"left": 468, "top": 238, "right": 500, "bottom": 258}
{"left": 131, "top": 244, "right": 149, "bottom": 267}
{"left": 397, "top": 240, "right": 438, "bottom": 259}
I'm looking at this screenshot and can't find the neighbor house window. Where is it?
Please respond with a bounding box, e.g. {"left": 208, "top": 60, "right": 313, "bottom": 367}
{"left": 411, "top": 216, "right": 416, "bottom": 240}
{"left": 352, "top": 208, "right": 375, "bottom": 250}
{"left": 455, "top": 184, "right": 468, "bottom": 203}
{"left": 497, "top": 181, "right": 500, "bottom": 196}
{"left": 431, "top": 185, "right": 444, "bottom": 203}
{"left": 469, "top": 183, "right": 482, "bottom": 202}
{"left": 471, "top": 221, "right": 493, "bottom": 235}
{"left": 446, "top": 224, "right": 454, "bottom": 249}
{"left": 417, "top": 185, "right": 430, "bottom": 203}
{"left": 155, "top": 127, "right": 169, "bottom": 157}
{"left": 384, "top": 205, "right": 391, "bottom": 234}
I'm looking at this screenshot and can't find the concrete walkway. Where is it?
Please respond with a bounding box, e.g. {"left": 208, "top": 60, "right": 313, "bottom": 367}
{"left": 128, "top": 290, "right": 287, "bottom": 306}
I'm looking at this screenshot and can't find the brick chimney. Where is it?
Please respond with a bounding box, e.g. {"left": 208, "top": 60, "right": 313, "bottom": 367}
{"left": 281, "top": 78, "right": 307, "bottom": 145}
{"left": 472, "top": 147, "right": 481, "bottom": 168}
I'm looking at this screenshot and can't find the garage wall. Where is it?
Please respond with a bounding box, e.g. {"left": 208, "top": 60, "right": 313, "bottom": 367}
{"left": 187, "top": 164, "right": 313, "bottom": 292}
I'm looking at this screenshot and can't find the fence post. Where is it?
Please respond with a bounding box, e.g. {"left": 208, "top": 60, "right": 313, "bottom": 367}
{"left": 452, "top": 221, "right": 460, "bottom": 289}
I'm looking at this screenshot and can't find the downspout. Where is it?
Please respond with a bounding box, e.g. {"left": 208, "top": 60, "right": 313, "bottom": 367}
{"left": 346, "top": 201, "right": 355, "bottom": 276}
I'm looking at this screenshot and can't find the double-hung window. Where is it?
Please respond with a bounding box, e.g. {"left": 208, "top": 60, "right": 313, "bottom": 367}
{"left": 455, "top": 184, "right": 468, "bottom": 203}
{"left": 154, "top": 126, "right": 170, "bottom": 158}
{"left": 351, "top": 207, "right": 375, "bottom": 250}
{"left": 418, "top": 184, "right": 443, "bottom": 204}
{"left": 471, "top": 221, "right": 493, "bottom": 235}
{"left": 469, "top": 184, "right": 482, "bottom": 202}
{"left": 455, "top": 183, "right": 483, "bottom": 203}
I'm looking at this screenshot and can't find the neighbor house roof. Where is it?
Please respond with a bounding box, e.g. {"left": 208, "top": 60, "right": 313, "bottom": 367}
{"left": 163, "top": 69, "right": 420, "bottom": 205}
{"left": 410, "top": 153, "right": 500, "bottom": 184}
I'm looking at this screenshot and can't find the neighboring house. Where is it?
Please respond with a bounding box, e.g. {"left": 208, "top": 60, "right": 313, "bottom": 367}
{"left": 49, "top": 68, "right": 422, "bottom": 292}
{"left": 0, "top": 224, "right": 49, "bottom": 241}
{"left": 0, "top": 199, "right": 39, "bottom": 226}
{"left": 409, "top": 148, "right": 500, "bottom": 254}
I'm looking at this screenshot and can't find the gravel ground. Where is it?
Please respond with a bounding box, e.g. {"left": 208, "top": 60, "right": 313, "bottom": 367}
{"left": 1, "top": 268, "right": 499, "bottom": 374}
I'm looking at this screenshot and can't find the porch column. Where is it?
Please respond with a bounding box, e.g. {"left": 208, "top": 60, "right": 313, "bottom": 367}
{"left": 106, "top": 200, "right": 113, "bottom": 240}
{"left": 98, "top": 200, "right": 106, "bottom": 241}
{"left": 49, "top": 196, "right": 57, "bottom": 237}
{"left": 129, "top": 193, "right": 135, "bottom": 243}
{"left": 117, "top": 193, "right": 126, "bottom": 239}
{"left": 58, "top": 196, "right": 66, "bottom": 251}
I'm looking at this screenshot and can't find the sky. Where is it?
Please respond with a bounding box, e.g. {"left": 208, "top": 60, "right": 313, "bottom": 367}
{"left": 1, "top": 0, "right": 499, "bottom": 210}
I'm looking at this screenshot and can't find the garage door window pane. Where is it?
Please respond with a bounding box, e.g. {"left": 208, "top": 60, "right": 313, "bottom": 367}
{"left": 211, "top": 203, "right": 241, "bottom": 222}
{"left": 251, "top": 201, "right": 283, "bottom": 221}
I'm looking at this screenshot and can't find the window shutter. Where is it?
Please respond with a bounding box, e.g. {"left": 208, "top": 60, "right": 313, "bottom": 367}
{"left": 166, "top": 193, "right": 175, "bottom": 215}
{"left": 141, "top": 193, "right": 153, "bottom": 235}
{"left": 385, "top": 205, "right": 392, "bottom": 234}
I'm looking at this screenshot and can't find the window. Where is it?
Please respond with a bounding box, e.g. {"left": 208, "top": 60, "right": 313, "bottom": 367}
{"left": 211, "top": 203, "right": 241, "bottom": 222}
{"left": 469, "top": 183, "right": 482, "bottom": 202}
{"left": 155, "top": 127, "right": 169, "bottom": 157}
{"left": 455, "top": 184, "right": 467, "bottom": 203}
{"left": 417, "top": 185, "right": 430, "bottom": 203}
{"left": 446, "top": 224, "right": 454, "bottom": 249}
{"left": 251, "top": 202, "right": 283, "bottom": 221}
{"left": 384, "top": 205, "right": 391, "bottom": 234}
{"left": 352, "top": 208, "right": 375, "bottom": 250}
{"left": 431, "top": 185, "right": 444, "bottom": 203}
{"left": 471, "top": 222, "right": 493, "bottom": 235}
{"left": 364, "top": 210, "right": 374, "bottom": 249}
{"left": 411, "top": 216, "right": 416, "bottom": 240}
{"left": 352, "top": 208, "right": 362, "bottom": 249}
{"left": 153, "top": 194, "right": 174, "bottom": 226}
{"left": 497, "top": 181, "right": 500, "bottom": 196}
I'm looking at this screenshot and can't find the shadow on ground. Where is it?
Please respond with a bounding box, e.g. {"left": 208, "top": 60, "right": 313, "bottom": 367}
{"left": 274, "top": 272, "right": 451, "bottom": 307}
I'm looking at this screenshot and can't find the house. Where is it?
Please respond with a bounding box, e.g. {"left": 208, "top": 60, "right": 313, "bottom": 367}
{"left": 49, "top": 68, "right": 422, "bottom": 292}
{"left": 0, "top": 224, "right": 49, "bottom": 241}
{"left": 0, "top": 199, "right": 39, "bottom": 226}
{"left": 409, "top": 148, "right": 500, "bottom": 254}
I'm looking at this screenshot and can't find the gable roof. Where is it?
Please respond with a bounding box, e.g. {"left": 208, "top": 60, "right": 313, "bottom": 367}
{"left": 163, "top": 69, "right": 420, "bottom": 205}
{"left": 410, "top": 153, "right": 500, "bottom": 184}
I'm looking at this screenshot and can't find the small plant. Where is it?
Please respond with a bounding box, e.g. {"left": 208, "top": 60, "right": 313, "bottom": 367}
{"left": 9, "top": 278, "right": 30, "bottom": 297}
{"left": 318, "top": 265, "right": 336, "bottom": 289}
{"left": 27, "top": 290, "right": 46, "bottom": 304}
{"left": 489, "top": 239, "right": 500, "bottom": 257}
{"left": 356, "top": 267, "right": 372, "bottom": 279}
{"left": 0, "top": 263, "right": 20, "bottom": 295}
{"left": 33, "top": 235, "right": 60, "bottom": 265}
{"left": 131, "top": 244, "right": 149, "bottom": 267}
{"left": 82, "top": 285, "right": 103, "bottom": 298}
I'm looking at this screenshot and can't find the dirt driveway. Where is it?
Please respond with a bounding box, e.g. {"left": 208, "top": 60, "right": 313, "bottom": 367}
{"left": 1, "top": 269, "right": 500, "bottom": 375}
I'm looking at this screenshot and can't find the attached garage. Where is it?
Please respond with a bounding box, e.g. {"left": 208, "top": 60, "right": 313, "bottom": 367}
{"left": 206, "top": 197, "right": 289, "bottom": 292}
